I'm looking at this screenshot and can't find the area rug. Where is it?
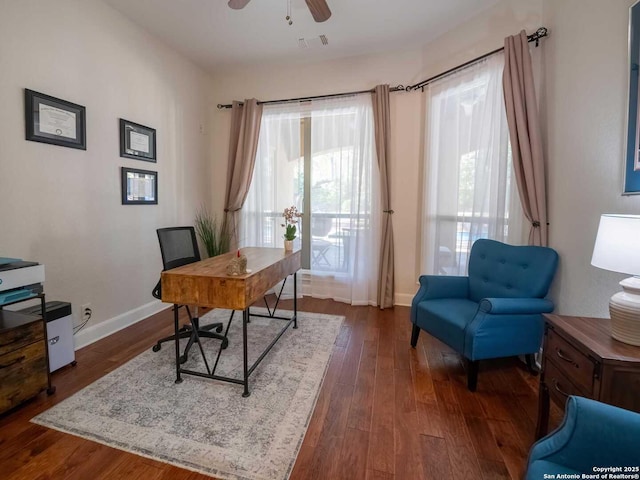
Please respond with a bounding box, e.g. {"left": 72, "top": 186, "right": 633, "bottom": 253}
{"left": 32, "top": 308, "right": 343, "bottom": 480}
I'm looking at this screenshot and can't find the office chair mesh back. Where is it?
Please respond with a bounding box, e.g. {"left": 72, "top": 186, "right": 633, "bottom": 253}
{"left": 152, "top": 226, "right": 225, "bottom": 358}
{"left": 157, "top": 227, "right": 201, "bottom": 271}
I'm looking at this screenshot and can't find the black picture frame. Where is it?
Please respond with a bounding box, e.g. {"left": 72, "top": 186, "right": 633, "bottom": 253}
{"left": 25, "top": 89, "right": 86, "bottom": 150}
{"left": 119, "top": 119, "right": 156, "bottom": 162}
{"left": 121, "top": 167, "right": 158, "bottom": 205}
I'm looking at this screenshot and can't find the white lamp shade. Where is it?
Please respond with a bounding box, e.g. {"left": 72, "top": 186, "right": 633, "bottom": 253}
{"left": 591, "top": 214, "right": 640, "bottom": 276}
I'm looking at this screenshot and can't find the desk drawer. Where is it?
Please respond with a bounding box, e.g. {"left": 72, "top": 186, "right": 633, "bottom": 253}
{"left": 0, "top": 341, "right": 48, "bottom": 413}
{"left": 545, "top": 360, "right": 588, "bottom": 409}
{"left": 0, "top": 320, "right": 44, "bottom": 357}
{"left": 546, "top": 327, "right": 595, "bottom": 395}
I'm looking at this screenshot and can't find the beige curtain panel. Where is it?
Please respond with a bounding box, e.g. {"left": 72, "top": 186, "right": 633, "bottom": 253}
{"left": 503, "top": 30, "right": 548, "bottom": 246}
{"left": 224, "top": 99, "right": 263, "bottom": 249}
{"left": 372, "top": 84, "right": 395, "bottom": 309}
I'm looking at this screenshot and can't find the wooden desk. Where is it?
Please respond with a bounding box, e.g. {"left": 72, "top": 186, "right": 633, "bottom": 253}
{"left": 161, "top": 247, "right": 301, "bottom": 397}
{"left": 536, "top": 314, "right": 640, "bottom": 438}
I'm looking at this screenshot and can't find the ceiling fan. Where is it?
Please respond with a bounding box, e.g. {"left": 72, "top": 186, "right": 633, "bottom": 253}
{"left": 228, "top": 0, "right": 331, "bottom": 23}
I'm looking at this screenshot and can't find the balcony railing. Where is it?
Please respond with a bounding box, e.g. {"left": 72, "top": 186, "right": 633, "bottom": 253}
{"left": 433, "top": 214, "right": 511, "bottom": 275}
{"left": 251, "top": 211, "right": 370, "bottom": 273}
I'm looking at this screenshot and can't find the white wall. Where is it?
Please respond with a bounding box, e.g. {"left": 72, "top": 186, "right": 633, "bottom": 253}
{"left": 4, "top": 0, "right": 621, "bottom": 334}
{"left": 210, "top": 0, "right": 543, "bottom": 306}
{"left": 0, "top": 0, "right": 213, "bottom": 347}
{"left": 542, "top": 0, "right": 640, "bottom": 316}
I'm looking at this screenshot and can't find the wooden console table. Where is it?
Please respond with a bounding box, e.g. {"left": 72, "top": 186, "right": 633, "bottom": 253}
{"left": 536, "top": 314, "right": 640, "bottom": 439}
{"left": 161, "top": 247, "right": 301, "bottom": 397}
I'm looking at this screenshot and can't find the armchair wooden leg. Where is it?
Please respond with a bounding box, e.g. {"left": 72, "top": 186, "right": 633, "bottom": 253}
{"left": 410, "top": 325, "right": 420, "bottom": 347}
{"left": 467, "top": 360, "right": 479, "bottom": 392}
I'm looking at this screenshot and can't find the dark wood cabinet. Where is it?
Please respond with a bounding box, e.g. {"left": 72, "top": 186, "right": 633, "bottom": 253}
{"left": 536, "top": 314, "right": 640, "bottom": 439}
{"left": 0, "top": 310, "right": 54, "bottom": 415}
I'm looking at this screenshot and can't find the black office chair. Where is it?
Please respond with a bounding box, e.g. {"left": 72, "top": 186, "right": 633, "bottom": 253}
{"left": 151, "top": 226, "right": 227, "bottom": 363}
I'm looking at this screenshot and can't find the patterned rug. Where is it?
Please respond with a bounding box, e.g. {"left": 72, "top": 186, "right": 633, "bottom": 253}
{"left": 32, "top": 308, "right": 343, "bottom": 480}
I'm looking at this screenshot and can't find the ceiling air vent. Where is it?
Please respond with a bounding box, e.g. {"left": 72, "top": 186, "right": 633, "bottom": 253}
{"left": 297, "top": 35, "right": 329, "bottom": 49}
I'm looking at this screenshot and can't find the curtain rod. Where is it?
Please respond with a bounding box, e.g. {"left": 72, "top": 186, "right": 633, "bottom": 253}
{"left": 406, "top": 27, "right": 548, "bottom": 92}
{"left": 217, "top": 85, "right": 405, "bottom": 109}
{"left": 216, "top": 27, "right": 548, "bottom": 109}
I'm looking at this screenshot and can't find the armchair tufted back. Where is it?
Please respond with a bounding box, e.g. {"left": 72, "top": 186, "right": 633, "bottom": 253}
{"left": 467, "top": 239, "right": 558, "bottom": 303}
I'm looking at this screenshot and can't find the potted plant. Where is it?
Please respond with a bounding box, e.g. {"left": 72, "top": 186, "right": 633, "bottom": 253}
{"left": 282, "top": 205, "right": 302, "bottom": 252}
{"left": 194, "top": 205, "right": 231, "bottom": 258}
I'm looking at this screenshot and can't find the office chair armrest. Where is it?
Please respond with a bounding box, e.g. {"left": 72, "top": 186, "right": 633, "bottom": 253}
{"left": 479, "top": 298, "right": 554, "bottom": 315}
{"left": 152, "top": 279, "right": 162, "bottom": 300}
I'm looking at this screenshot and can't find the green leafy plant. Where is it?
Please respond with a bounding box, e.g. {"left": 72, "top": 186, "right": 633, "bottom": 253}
{"left": 284, "top": 224, "right": 297, "bottom": 241}
{"left": 282, "top": 205, "right": 302, "bottom": 241}
{"left": 194, "top": 205, "right": 230, "bottom": 257}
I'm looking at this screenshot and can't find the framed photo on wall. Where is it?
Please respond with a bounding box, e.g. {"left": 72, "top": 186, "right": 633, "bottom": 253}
{"left": 121, "top": 167, "right": 158, "bottom": 205}
{"left": 120, "top": 119, "right": 156, "bottom": 162}
{"left": 25, "top": 89, "right": 86, "bottom": 150}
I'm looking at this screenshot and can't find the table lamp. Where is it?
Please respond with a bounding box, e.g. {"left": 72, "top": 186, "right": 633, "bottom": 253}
{"left": 591, "top": 214, "right": 640, "bottom": 346}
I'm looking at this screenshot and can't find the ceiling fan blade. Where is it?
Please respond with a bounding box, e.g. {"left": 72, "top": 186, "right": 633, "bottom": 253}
{"left": 305, "top": 0, "right": 331, "bottom": 22}
{"left": 228, "top": 0, "right": 251, "bottom": 10}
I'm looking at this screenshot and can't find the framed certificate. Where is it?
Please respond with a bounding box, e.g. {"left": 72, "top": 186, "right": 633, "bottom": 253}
{"left": 119, "top": 119, "right": 156, "bottom": 162}
{"left": 25, "top": 89, "right": 86, "bottom": 150}
{"left": 121, "top": 167, "right": 158, "bottom": 205}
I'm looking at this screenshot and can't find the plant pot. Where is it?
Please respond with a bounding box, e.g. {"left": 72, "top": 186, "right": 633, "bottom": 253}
{"left": 284, "top": 240, "right": 294, "bottom": 252}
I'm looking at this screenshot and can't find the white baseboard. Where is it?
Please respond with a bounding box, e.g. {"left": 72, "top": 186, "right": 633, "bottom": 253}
{"left": 394, "top": 293, "right": 414, "bottom": 307}
{"left": 73, "top": 292, "right": 413, "bottom": 350}
{"left": 73, "top": 300, "right": 169, "bottom": 351}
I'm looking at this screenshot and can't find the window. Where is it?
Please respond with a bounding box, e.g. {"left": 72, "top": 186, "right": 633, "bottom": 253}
{"left": 241, "top": 96, "right": 380, "bottom": 305}
{"left": 421, "top": 53, "right": 524, "bottom": 276}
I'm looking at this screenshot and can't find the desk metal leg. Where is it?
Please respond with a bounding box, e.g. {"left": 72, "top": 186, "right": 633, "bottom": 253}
{"left": 242, "top": 308, "right": 250, "bottom": 397}
{"left": 174, "top": 304, "right": 182, "bottom": 384}
{"left": 293, "top": 272, "right": 298, "bottom": 329}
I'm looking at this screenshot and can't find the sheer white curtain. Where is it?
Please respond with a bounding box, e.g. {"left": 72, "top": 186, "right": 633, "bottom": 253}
{"left": 240, "top": 96, "right": 380, "bottom": 306}
{"left": 240, "top": 106, "right": 303, "bottom": 250}
{"left": 421, "top": 53, "right": 524, "bottom": 276}
{"left": 307, "top": 97, "right": 380, "bottom": 305}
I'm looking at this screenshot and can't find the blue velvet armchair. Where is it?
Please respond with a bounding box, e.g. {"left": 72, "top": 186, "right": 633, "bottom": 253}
{"left": 410, "top": 239, "right": 559, "bottom": 390}
{"left": 526, "top": 396, "right": 640, "bottom": 479}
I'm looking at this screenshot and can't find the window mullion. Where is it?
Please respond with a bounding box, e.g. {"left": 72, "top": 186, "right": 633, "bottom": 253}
{"left": 301, "top": 116, "right": 312, "bottom": 269}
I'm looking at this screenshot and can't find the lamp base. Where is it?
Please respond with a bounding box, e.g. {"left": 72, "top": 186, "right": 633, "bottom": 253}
{"left": 609, "top": 276, "right": 640, "bottom": 346}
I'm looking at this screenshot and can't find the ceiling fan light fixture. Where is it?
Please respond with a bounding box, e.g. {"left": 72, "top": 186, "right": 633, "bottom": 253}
{"left": 227, "top": 0, "right": 331, "bottom": 24}
{"left": 227, "top": 0, "right": 251, "bottom": 10}
{"left": 305, "top": 0, "right": 331, "bottom": 22}
{"left": 286, "top": 0, "right": 293, "bottom": 25}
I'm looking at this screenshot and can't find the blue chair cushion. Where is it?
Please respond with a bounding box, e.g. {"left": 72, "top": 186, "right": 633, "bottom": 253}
{"left": 526, "top": 460, "right": 580, "bottom": 480}
{"left": 410, "top": 239, "right": 559, "bottom": 369}
{"left": 527, "top": 397, "right": 640, "bottom": 474}
{"left": 415, "top": 299, "right": 479, "bottom": 352}
{"left": 468, "top": 239, "right": 559, "bottom": 303}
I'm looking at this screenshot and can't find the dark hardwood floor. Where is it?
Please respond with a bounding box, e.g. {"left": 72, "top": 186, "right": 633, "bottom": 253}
{"left": 0, "top": 297, "right": 561, "bottom": 479}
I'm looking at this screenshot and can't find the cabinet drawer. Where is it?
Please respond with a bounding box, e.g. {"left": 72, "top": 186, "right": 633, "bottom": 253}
{"left": 546, "top": 327, "right": 596, "bottom": 394}
{"left": 0, "top": 341, "right": 48, "bottom": 414}
{"left": 0, "top": 319, "right": 44, "bottom": 357}
{"left": 545, "top": 360, "right": 588, "bottom": 409}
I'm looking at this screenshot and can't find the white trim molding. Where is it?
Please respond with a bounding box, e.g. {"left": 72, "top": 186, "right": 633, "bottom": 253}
{"left": 394, "top": 292, "right": 414, "bottom": 307}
